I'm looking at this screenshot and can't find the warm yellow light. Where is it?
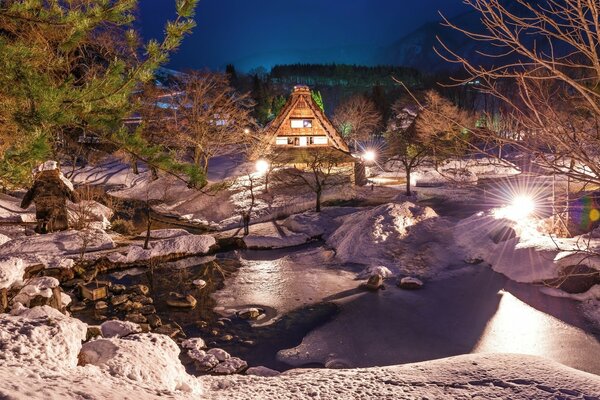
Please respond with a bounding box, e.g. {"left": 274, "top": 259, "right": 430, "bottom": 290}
{"left": 255, "top": 159, "right": 269, "bottom": 175}
{"left": 363, "top": 150, "right": 376, "bottom": 162}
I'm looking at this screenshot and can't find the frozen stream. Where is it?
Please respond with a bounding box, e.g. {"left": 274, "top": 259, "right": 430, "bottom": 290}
{"left": 216, "top": 246, "right": 600, "bottom": 375}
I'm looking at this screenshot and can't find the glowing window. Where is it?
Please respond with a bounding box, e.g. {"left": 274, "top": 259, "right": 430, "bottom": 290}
{"left": 291, "top": 119, "right": 312, "bottom": 129}
{"left": 276, "top": 137, "right": 288, "bottom": 145}
{"left": 312, "top": 136, "right": 327, "bottom": 145}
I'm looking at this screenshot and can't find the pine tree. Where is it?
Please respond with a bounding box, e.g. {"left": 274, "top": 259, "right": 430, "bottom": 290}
{"left": 0, "top": 0, "right": 199, "bottom": 188}
{"left": 311, "top": 90, "right": 325, "bottom": 112}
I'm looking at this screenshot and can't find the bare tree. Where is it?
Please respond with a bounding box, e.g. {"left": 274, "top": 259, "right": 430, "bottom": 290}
{"left": 169, "top": 72, "right": 256, "bottom": 175}
{"left": 333, "top": 95, "right": 382, "bottom": 147}
{"left": 437, "top": 0, "right": 600, "bottom": 187}
{"left": 282, "top": 149, "right": 353, "bottom": 212}
{"left": 386, "top": 90, "right": 471, "bottom": 196}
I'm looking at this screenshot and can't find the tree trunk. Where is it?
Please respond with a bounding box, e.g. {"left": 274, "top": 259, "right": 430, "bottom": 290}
{"left": 405, "top": 167, "right": 412, "bottom": 196}
{"left": 0, "top": 288, "right": 7, "bottom": 313}
{"left": 315, "top": 187, "right": 322, "bottom": 212}
{"left": 131, "top": 158, "right": 139, "bottom": 175}
{"left": 143, "top": 203, "right": 151, "bottom": 250}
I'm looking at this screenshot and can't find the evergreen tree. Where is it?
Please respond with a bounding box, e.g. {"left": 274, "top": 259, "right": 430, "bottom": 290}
{"left": 311, "top": 90, "right": 325, "bottom": 112}
{"left": 0, "top": 0, "right": 200, "bottom": 188}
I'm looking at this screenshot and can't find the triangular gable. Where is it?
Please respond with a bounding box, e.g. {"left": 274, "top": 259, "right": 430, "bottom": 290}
{"left": 265, "top": 86, "right": 349, "bottom": 152}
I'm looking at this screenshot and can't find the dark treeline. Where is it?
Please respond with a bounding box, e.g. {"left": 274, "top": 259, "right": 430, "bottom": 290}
{"left": 269, "top": 64, "right": 422, "bottom": 88}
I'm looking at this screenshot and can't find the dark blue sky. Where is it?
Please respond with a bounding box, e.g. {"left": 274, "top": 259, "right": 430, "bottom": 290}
{"left": 139, "top": 0, "right": 470, "bottom": 71}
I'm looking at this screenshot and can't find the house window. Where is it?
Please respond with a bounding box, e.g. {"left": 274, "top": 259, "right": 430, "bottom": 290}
{"left": 276, "top": 137, "right": 288, "bottom": 145}
{"left": 312, "top": 136, "right": 328, "bottom": 145}
{"left": 290, "top": 119, "right": 312, "bottom": 129}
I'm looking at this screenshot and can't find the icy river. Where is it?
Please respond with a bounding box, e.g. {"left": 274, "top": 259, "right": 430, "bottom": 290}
{"left": 84, "top": 242, "right": 600, "bottom": 376}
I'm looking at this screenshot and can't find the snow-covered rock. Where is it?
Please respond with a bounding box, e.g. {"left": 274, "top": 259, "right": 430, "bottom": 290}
{"left": 0, "top": 305, "right": 87, "bottom": 369}
{"left": 12, "top": 276, "right": 60, "bottom": 306}
{"left": 0, "top": 229, "right": 115, "bottom": 269}
{"left": 207, "top": 348, "right": 230, "bottom": 362}
{"left": 357, "top": 265, "right": 393, "bottom": 279}
{"left": 79, "top": 333, "right": 200, "bottom": 393}
{"left": 100, "top": 320, "right": 142, "bottom": 338}
{"left": 0, "top": 257, "right": 25, "bottom": 289}
{"left": 213, "top": 357, "right": 248, "bottom": 375}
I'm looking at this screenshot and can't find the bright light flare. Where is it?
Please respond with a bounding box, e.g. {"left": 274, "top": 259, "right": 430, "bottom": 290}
{"left": 494, "top": 194, "right": 536, "bottom": 221}
{"left": 363, "top": 150, "right": 376, "bottom": 162}
{"left": 255, "top": 159, "right": 269, "bottom": 175}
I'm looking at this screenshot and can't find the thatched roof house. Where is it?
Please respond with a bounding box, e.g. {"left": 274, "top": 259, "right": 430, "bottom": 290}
{"left": 265, "top": 85, "right": 350, "bottom": 152}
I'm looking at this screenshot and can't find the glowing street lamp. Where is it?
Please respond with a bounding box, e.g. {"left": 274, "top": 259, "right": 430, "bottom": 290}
{"left": 362, "top": 150, "right": 376, "bottom": 163}
{"left": 494, "top": 194, "right": 536, "bottom": 221}
{"left": 255, "top": 159, "right": 269, "bottom": 175}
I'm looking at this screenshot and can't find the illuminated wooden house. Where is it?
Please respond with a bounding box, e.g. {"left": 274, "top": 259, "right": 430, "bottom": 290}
{"left": 266, "top": 85, "right": 349, "bottom": 151}
{"left": 264, "top": 85, "right": 365, "bottom": 184}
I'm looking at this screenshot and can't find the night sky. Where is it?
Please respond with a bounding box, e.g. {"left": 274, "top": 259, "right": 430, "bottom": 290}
{"left": 139, "top": 0, "right": 470, "bottom": 72}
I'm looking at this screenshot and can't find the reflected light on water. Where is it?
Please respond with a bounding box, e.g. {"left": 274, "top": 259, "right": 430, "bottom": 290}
{"left": 473, "top": 290, "right": 564, "bottom": 355}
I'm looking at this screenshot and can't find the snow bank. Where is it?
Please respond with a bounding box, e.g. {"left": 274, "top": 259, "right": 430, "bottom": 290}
{"left": 68, "top": 200, "right": 114, "bottom": 230}
{"left": 454, "top": 212, "right": 600, "bottom": 283}
{"left": 328, "top": 202, "right": 458, "bottom": 277}
{"left": 202, "top": 354, "right": 600, "bottom": 400}
{"left": 80, "top": 333, "right": 200, "bottom": 393}
{"left": 0, "top": 229, "right": 115, "bottom": 268}
{"left": 0, "top": 306, "right": 87, "bottom": 369}
{"left": 107, "top": 234, "right": 215, "bottom": 264}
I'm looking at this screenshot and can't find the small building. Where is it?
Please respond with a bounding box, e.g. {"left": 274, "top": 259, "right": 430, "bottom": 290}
{"left": 263, "top": 86, "right": 365, "bottom": 184}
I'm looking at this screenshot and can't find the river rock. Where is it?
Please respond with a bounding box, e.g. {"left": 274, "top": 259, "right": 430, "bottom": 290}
{"left": 182, "top": 337, "right": 206, "bottom": 351}
{"left": 125, "top": 312, "right": 147, "bottom": 324}
{"left": 153, "top": 324, "right": 181, "bottom": 338}
{"left": 236, "top": 307, "right": 263, "bottom": 320}
{"left": 110, "top": 294, "right": 129, "bottom": 306}
{"left": 95, "top": 301, "right": 108, "bottom": 310}
{"left": 207, "top": 348, "right": 230, "bottom": 362}
{"left": 166, "top": 292, "right": 197, "bottom": 308}
{"left": 86, "top": 326, "right": 103, "bottom": 341}
{"left": 131, "top": 295, "right": 153, "bottom": 305}
{"left": 127, "top": 284, "right": 149, "bottom": 296}
{"left": 544, "top": 264, "right": 600, "bottom": 294}
{"left": 220, "top": 334, "right": 234, "bottom": 342}
{"left": 100, "top": 320, "right": 141, "bottom": 338}
{"left": 213, "top": 357, "right": 247, "bottom": 375}
{"left": 398, "top": 277, "right": 424, "bottom": 290}
{"left": 246, "top": 366, "right": 280, "bottom": 377}
{"left": 140, "top": 305, "right": 156, "bottom": 315}
{"left": 192, "top": 279, "right": 207, "bottom": 289}
{"left": 146, "top": 313, "right": 162, "bottom": 329}
{"left": 63, "top": 278, "right": 85, "bottom": 289}
{"left": 110, "top": 284, "right": 126, "bottom": 294}
{"left": 195, "top": 353, "right": 219, "bottom": 372}
{"left": 116, "top": 300, "right": 134, "bottom": 312}
{"left": 360, "top": 274, "right": 384, "bottom": 291}
{"left": 69, "top": 301, "right": 87, "bottom": 312}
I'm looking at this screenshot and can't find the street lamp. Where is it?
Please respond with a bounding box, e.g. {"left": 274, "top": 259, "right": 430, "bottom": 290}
{"left": 255, "top": 159, "right": 269, "bottom": 175}
{"left": 363, "top": 150, "right": 376, "bottom": 163}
